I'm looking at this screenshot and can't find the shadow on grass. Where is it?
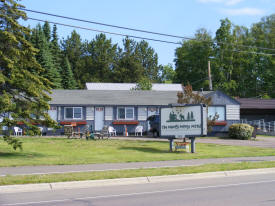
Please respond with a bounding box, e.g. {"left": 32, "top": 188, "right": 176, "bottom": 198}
{"left": 119, "top": 146, "right": 171, "bottom": 154}
{"left": 0, "top": 151, "right": 45, "bottom": 158}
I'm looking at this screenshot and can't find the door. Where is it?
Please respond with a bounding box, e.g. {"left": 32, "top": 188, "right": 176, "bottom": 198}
{"left": 95, "top": 107, "right": 104, "bottom": 131}
{"left": 147, "top": 107, "right": 159, "bottom": 131}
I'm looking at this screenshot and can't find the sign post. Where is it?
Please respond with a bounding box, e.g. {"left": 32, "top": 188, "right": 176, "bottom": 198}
{"left": 160, "top": 104, "right": 207, "bottom": 153}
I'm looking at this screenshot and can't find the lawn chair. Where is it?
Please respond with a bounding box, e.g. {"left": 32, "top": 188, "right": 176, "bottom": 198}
{"left": 64, "top": 125, "right": 73, "bottom": 138}
{"left": 108, "top": 126, "right": 116, "bottom": 136}
{"left": 38, "top": 127, "right": 43, "bottom": 136}
{"left": 95, "top": 125, "right": 109, "bottom": 139}
{"left": 14, "top": 126, "right": 23, "bottom": 136}
{"left": 135, "top": 125, "right": 143, "bottom": 136}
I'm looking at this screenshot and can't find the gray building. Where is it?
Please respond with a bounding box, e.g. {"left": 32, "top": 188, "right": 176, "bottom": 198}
{"left": 47, "top": 88, "right": 240, "bottom": 135}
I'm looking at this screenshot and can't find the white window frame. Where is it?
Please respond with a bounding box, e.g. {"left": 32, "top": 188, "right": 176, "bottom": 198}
{"left": 64, "top": 107, "right": 82, "bottom": 120}
{"left": 208, "top": 106, "right": 225, "bottom": 121}
{"left": 117, "top": 107, "right": 134, "bottom": 120}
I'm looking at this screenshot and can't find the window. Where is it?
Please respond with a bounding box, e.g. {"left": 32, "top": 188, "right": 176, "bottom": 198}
{"left": 65, "top": 107, "right": 82, "bottom": 119}
{"left": 117, "top": 107, "right": 134, "bottom": 120}
{"left": 208, "top": 106, "right": 225, "bottom": 121}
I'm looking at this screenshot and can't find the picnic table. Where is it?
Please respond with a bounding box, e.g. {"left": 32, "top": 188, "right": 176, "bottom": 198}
{"left": 64, "top": 125, "right": 84, "bottom": 139}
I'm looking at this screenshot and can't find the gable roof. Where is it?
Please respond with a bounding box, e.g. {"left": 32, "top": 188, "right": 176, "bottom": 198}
{"left": 204, "top": 90, "right": 240, "bottom": 105}
{"left": 237, "top": 98, "right": 275, "bottom": 109}
{"left": 50, "top": 90, "right": 178, "bottom": 106}
{"left": 85, "top": 83, "right": 183, "bottom": 91}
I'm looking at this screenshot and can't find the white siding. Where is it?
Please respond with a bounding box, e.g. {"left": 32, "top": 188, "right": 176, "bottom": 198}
{"left": 86, "top": 107, "right": 94, "bottom": 120}
{"left": 226, "top": 105, "right": 240, "bottom": 120}
{"left": 105, "top": 107, "right": 113, "bottom": 120}
{"left": 138, "top": 107, "right": 147, "bottom": 120}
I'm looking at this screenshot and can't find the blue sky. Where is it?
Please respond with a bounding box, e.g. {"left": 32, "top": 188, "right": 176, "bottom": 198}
{"left": 20, "top": 0, "right": 275, "bottom": 67}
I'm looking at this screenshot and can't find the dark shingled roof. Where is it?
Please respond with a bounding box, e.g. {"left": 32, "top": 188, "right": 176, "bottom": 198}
{"left": 237, "top": 98, "right": 275, "bottom": 109}
{"left": 49, "top": 90, "right": 179, "bottom": 106}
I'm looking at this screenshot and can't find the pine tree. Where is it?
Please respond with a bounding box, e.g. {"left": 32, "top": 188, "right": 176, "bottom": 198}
{"left": 61, "top": 56, "right": 77, "bottom": 89}
{"left": 31, "top": 23, "right": 62, "bottom": 88}
{"left": 0, "top": 0, "right": 58, "bottom": 149}
{"left": 51, "top": 24, "right": 62, "bottom": 74}
{"left": 42, "top": 21, "right": 51, "bottom": 42}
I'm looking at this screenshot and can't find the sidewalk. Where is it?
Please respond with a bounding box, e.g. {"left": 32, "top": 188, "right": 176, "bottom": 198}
{"left": 1, "top": 156, "right": 275, "bottom": 176}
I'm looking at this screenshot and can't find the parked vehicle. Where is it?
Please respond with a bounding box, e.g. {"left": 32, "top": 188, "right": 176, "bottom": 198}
{"left": 147, "top": 115, "right": 160, "bottom": 137}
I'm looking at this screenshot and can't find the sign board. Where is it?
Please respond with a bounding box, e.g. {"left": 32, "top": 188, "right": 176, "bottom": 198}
{"left": 160, "top": 104, "right": 207, "bottom": 138}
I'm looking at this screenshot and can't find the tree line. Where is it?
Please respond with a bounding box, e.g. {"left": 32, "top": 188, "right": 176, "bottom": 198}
{"left": 174, "top": 16, "right": 275, "bottom": 98}
{"left": 28, "top": 14, "right": 274, "bottom": 98}
{"left": 28, "top": 23, "right": 164, "bottom": 89}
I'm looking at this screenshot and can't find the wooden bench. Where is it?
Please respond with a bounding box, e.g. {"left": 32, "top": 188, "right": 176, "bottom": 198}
{"left": 175, "top": 142, "right": 190, "bottom": 152}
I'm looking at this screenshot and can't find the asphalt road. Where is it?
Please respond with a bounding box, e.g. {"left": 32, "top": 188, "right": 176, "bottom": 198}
{"left": 1, "top": 173, "right": 275, "bottom": 206}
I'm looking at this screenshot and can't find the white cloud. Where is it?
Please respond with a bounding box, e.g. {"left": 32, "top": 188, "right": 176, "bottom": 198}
{"left": 221, "top": 7, "right": 266, "bottom": 15}
{"left": 197, "top": 0, "right": 244, "bottom": 5}
{"left": 225, "top": 0, "right": 243, "bottom": 6}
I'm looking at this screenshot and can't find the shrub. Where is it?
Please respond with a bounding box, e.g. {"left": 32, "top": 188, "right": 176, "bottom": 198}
{"left": 229, "top": 124, "right": 254, "bottom": 140}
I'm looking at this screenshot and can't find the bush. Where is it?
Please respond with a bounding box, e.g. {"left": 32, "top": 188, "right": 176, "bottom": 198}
{"left": 229, "top": 124, "right": 254, "bottom": 140}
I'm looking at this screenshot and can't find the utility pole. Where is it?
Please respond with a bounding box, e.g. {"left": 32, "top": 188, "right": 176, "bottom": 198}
{"left": 208, "top": 60, "right": 213, "bottom": 91}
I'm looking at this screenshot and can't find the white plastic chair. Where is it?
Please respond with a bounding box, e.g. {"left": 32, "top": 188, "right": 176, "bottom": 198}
{"left": 108, "top": 126, "right": 117, "bottom": 136}
{"left": 38, "top": 127, "right": 43, "bottom": 136}
{"left": 135, "top": 125, "right": 143, "bottom": 136}
{"left": 14, "top": 127, "right": 23, "bottom": 136}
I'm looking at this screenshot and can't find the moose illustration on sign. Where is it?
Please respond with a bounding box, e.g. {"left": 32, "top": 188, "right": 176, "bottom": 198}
{"left": 166, "top": 111, "right": 195, "bottom": 122}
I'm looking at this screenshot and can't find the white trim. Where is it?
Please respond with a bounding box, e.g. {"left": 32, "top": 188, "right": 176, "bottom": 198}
{"left": 117, "top": 107, "right": 134, "bottom": 120}
{"left": 64, "top": 107, "right": 82, "bottom": 120}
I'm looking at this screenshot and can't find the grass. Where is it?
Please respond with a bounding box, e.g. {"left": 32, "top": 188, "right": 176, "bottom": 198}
{"left": 1, "top": 137, "right": 275, "bottom": 167}
{"left": 1, "top": 161, "right": 275, "bottom": 186}
{"left": 257, "top": 135, "right": 275, "bottom": 138}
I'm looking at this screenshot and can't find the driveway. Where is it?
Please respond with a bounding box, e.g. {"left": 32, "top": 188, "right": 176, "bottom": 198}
{"left": 196, "top": 136, "right": 275, "bottom": 149}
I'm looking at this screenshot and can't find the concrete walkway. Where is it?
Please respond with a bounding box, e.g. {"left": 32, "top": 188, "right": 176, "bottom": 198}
{"left": 1, "top": 156, "right": 275, "bottom": 177}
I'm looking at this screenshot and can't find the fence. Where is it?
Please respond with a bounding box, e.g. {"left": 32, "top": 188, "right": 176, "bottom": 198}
{"left": 241, "top": 119, "right": 275, "bottom": 134}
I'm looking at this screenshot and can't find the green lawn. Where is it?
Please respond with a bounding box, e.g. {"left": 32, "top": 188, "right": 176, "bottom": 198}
{"left": 1, "top": 137, "right": 275, "bottom": 167}
{"left": 1, "top": 161, "right": 275, "bottom": 186}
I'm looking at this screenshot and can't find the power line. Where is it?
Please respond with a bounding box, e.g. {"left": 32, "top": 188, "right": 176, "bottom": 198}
{"left": 27, "top": 17, "right": 181, "bottom": 45}
{"left": 20, "top": 7, "right": 275, "bottom": 52}
{"left": 27, "top": 17, "right": 275, "bottom": 56}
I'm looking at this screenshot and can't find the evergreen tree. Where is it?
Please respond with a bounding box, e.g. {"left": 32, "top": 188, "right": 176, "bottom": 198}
{"left": 0, "top": 0, "right": 57, "bottom": 149}
{"left": 31, "top": 23, "right": 62, "bottom": 88}
{"left": 61, "top": 56, "right": 77, "bottom": 89}
{"left": 82, "top": 34, "right": 118, "bottom": 83}
{"left": 62, "top": 30, "right": 83, "bottom": 88}
{"left": 42, "top": 21, "right": 51, "bottom": 42}
{"left": 135, "top": 40, "right": 160, "bottom": 81}
{"left": 113, "top": 38, "right": 144, "bottom": 82}
{"left": 51, "top": 24, "right": 62, "bottom": 70}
